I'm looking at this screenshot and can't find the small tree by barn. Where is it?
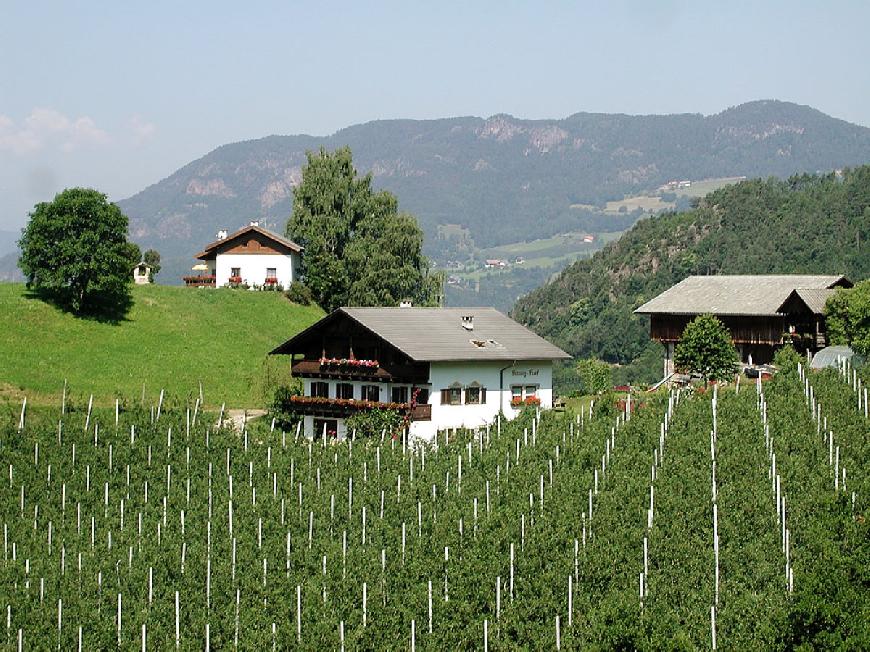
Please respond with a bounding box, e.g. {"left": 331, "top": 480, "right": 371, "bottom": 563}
{"left": 673, "top": 314, "right": 737, "bottom": 386}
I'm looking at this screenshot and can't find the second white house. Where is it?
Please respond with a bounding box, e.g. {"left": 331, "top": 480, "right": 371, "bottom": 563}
{"left": 193, "top": 222, "right": 303, "bottom": 288}
{"left": 270, "top": 307, "right": 571, "bottom": 441}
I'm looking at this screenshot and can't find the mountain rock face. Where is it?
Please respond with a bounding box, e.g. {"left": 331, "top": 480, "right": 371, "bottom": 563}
{"left": 116, "top": 100, "right": 870, "bottom": 284}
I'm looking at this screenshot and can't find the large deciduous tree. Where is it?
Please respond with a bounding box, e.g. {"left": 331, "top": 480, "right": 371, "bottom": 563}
{"left": 286, "top": 147, "right": 441, "bottom": 312}
{"left": 18, "top": 188, "right": 135, "bottom": 315}
{"left": 673, "top": 314, "right": 737, "bottom": 385}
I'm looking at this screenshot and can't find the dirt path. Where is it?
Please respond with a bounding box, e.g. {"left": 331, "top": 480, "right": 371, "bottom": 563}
{"left": 222, "top": 408, "right": 267, "bottom": 431}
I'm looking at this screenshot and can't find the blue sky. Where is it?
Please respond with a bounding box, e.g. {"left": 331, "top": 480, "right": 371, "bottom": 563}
{"left": 1, "top": 0, "right": 869, "bottom": 231}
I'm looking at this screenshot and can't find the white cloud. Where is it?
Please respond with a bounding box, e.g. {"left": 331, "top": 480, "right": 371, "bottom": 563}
{"left": 129, "top": 114, "right": 157, "bottom": 144}
{"left": 0, "top": 108, "right": 110, "bottom": 154}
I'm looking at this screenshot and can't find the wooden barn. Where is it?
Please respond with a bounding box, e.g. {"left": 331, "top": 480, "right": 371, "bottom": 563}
{"left": 635, "top": 275, "right": 852, "bottom": 377}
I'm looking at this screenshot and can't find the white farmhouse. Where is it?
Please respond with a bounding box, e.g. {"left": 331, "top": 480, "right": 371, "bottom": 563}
{"left": 194, "top": 223, "right": 303, "bottom": 288}
{"left": 271, "top": 307, "right": 570, "bottom": 441}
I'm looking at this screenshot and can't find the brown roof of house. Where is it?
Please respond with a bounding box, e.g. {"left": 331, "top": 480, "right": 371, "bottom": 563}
{"left": 194, "top": 224, "right": 302, "bottom": 259}
{"left": 634, "top": 275, "right": 850, "bottom": 316}
{"left": 272, "top": 307, "right": 571, "bottom": 362}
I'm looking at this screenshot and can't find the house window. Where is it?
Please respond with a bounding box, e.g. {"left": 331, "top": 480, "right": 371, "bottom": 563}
{"left": 313, "top": 419, "right": 337, "bottom": 438}
{"left": 465, "top": 384, "right": 486, "bottom": 405}
{"left": 310, "top": 381, "right": 329, "bottom": 398}
{"left": 336, "top": 383, "right": 354, "bottom": 400}
{"left": 416, "top": 388, "right": 429, "bottom": 404}
{"left": 266, "top": 267, "right": 277, "bottom": 278}
{"left": 511, "top": 384, "right": 539, "bottom": 407}
{"left": 440, "top": 384, "right": 462, "bottom": 406}
{"left": 361, "top": 385, "right": 380, "bottom": 402}
{"left": 391, "top": 386, "right": 409, "bottom": 404}
{"left": 231, "top": 267, "right": 241, "bottom": 278}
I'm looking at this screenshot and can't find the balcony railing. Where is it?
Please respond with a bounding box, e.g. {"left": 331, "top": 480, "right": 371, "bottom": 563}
{"left": 183, "top": 275, "right": 216, "bottom": 287}
{"left": 291, "top": 359, "right": 428, "bottom": 383}
{"left": 288, "top": 396, "right": 431, "bottom": 421}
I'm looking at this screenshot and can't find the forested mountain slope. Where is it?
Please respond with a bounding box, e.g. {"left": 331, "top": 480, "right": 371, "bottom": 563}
{"left": 511, "top": 166, "right": 870, "bottom": 378}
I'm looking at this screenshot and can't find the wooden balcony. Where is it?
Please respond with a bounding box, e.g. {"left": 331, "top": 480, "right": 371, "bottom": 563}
{"left": 183, "top": 275, "right": 216, "bottom": 287}
{"left": 291, "top": 358, "right": 428, "bottom": 383}
{"left": 288, "top": 396, "right": 431, "bottom": 421}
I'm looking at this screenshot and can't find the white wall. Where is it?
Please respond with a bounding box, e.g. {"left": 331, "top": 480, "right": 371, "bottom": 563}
{"left": 215, "top": 252, "right": 300, "bottom": 287}
{"left": 416, "top": 360, "right": 553, "bottom": 439}
{"left": 298, "top": 360, "right": 555, "bottom": 442}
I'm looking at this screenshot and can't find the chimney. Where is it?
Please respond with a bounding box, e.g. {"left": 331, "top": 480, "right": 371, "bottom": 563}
{"left": 461, "top": 315, "right": 474, "bottom": 331}
{"left": 217, "top": 229, "right": 228, "bottom": 240}
{"left": 249, "top": 220, "right": 259, "bottom": 227}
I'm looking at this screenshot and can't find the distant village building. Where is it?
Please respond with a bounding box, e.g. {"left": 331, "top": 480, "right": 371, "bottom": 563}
{"left": 635, "top": 274, "right": 852, "bottom": 377}
{"left": 132, "top": 262, "right": 151, "bottom": 285}
{"left": 270, "top": 307, "right": 570, "bottom": 440}
{"left": 189, "top": 223, "right": 303, "bottom": 288}
{"left": 484, "top": 259, "right": 508, "bottom": 269}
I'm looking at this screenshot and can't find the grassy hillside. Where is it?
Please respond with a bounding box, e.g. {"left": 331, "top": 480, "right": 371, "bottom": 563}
{"left": 0, "top": 284, "right": 322, "bottom": 407}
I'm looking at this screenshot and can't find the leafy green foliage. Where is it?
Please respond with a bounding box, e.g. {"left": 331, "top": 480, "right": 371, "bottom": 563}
{"left": 673, "top": 314, "right": 737, "bottom": 384}
{"left": 285, "top": 281, "right": 314, "bottom": 306}
{"left": 824, "top": 280, "right": 870, "bottom": 356}
{"left": 268, "top": 382, "right": 303, "bottom": 431}
{"left": 773, "top": 344, "right": 803, "bottom": 375}
{"left": 18, "top": 188, "right": 136, "bottom": 315}
{"left": 143, "top": 248, "right": 161, "bottom": 281}
{"left": 576, "top": 358, "right": 612, "bottom": 394}
{"left": 345, "top": 408, "right": 404, "bottom": 439}
{"left": 286, "top": 147, "right": 439, "bottom": 312}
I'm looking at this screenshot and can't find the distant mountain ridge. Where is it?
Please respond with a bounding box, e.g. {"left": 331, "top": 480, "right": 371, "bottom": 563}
{"left": 110, "top": 100, "right": 870, "bottom": 283}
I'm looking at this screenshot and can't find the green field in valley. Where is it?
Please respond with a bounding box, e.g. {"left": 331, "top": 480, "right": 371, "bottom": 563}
{"left": 0, "top": 283, "right": 322, "bottom": 408}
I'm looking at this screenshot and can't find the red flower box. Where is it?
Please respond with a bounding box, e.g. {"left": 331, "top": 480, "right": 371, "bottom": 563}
{"left": 319, "top": 358, "right": 379, "bottom": 370}
{"left": 511, "top": 396, "right": 540, "bottom": 407}
{"left": 265, "top": 277, "right": 279, "bottom": 285}
{"left": 228, "top": 276, "right": 242, "bottom": 284}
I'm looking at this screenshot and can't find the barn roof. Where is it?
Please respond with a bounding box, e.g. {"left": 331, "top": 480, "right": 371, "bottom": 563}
{"left": 784, "top": 288, "right": 838, "bottom": 315}
{"left": 195, "top": 224, "right": 302, "bottom": 259}
{"left": 634, "top": 275, "right": 850, "bottom": 316}
{"left": 272, "top": 307, "right": 571, "bottom": 362}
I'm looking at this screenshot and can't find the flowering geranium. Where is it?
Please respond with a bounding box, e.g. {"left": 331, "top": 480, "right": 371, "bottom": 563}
{"left": 264, "top": 276, "right": 279, "bottom": 285}
{"left": 289, "top": 396, "right": 407, "bottom": 411}
{"left": 319, "top": 358, "right": 379, "bottom": 369}
{"left": 511, "top": 396, "right": 540, "bottom": 407}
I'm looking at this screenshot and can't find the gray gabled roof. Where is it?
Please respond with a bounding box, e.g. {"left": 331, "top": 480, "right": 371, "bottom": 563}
{"left": 273, "top": 307, "right": 571, "bottom": 362}
{"left": 787, "top": 288, "right": 838, "bottom": 315}
{"left": 634, "top": 275, "right": 849, "bottom": 317}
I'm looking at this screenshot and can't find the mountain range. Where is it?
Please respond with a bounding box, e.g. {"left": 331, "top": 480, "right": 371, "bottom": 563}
{"left": 3, "top": 100, "right": 870, "bottom": 287}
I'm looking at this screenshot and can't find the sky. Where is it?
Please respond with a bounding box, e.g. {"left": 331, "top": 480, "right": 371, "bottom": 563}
{"left": 2, "top": 0, "right": 869, "bottom": 233}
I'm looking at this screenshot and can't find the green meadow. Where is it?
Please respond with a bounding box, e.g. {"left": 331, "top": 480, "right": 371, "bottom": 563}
{"left": 0, "top": 283, "right": 322, "bottom": 408}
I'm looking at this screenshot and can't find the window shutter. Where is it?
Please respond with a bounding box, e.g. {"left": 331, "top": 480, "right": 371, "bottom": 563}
{"left": 441, "top": 389, "right": 450, "bottom": 405}
{"left": 480, "top": 388, "right": 487, "bottom": 404}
